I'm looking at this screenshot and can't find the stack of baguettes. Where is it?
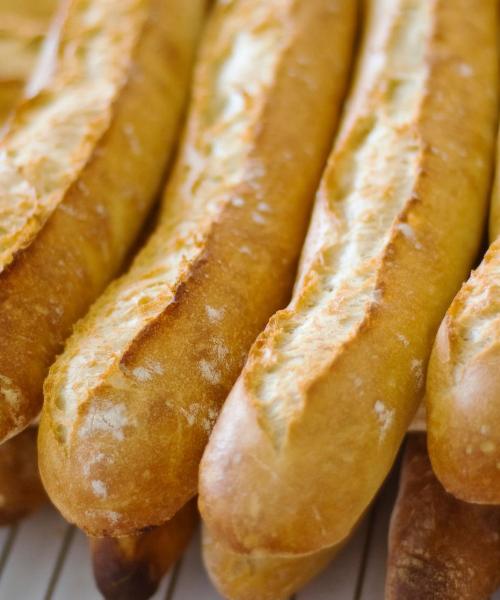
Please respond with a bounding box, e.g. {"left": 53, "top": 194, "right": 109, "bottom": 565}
{"left": 0, "top": 0, "right": 500, "bottom": 597}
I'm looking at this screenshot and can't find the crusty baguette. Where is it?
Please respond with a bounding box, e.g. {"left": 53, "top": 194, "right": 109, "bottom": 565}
{"left": 198, "top": 0, "right": 500, "bottom": 556}
{"left": 0, "top": 0, "right": 204, "bottom": 442}
{"left": 386, "top": 432, "right": 500, "bottom": 600}
{"left": 0, "top": 0, "right": 53, "bottom": 527}
{"left": 91, "top": 500, "right": 197, "bottom": 600}
{"left": 203, "top": 527, "right": 339, "bottom": 600}
{"left": 0, "top": 427, "right": 46, "bottom": 524}
{"left": 39, "top": 0, "right": 357, "bottom": 536}
{"left": 0, "top": 0, "right": 56, "bottom": 122}
{"left": 426, "top": 129, "right": 500, "bottom": 503}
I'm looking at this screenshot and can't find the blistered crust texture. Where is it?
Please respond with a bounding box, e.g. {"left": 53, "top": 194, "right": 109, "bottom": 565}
{"left": 0, "top": 0, "right": 204, "bottom": 441}
{"left": 39, "top": 0, "right": 357, "bottom": 536}
{"left": 199, "top": 0, "right": 499, "bottom": 556}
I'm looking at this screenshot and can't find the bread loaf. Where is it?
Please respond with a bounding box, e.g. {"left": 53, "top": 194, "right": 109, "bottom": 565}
{"left": 0, "top": 0, "right": 56, "bottom": 122}
{"left": 0, "top": 427, "right": 46, "bottom": 524}
{"left": 39, "top": 0, "right": 357, "bottom": 536}
{"left": 203, "top": 527, "right": 339, "bottom": 600}
{"left": 0, "top": 0, "right": 204, "bottom": 442}
{"left": 199, "top": 0, "right": 499, "bottom": 556}
{"left": 386, "top": 433, "right": 500, "bottom": 600}
{"left": 427, "top": 129, "right": 500, "bottom": 503}
{"left": 91, "top": 500, "right": 197, "bottom": 600}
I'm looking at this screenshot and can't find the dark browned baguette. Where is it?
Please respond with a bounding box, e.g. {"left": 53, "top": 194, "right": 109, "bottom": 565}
{"left": 91, "top": 500, "right": 197, "bottom": 600}
{"left": 386, "top": 432, "right": 500, "bottom": 600}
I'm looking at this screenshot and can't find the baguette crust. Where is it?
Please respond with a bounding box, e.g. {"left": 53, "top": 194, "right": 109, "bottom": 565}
{"left": 39, "top": 0, "right": 357, "bottom": 536}
{"left": 199, "top": 0, "right": 499, "bottom": 555}
{"left": 0, "top": 427, "right": 46, "bottom": 524}
{"left": 0, "top": 0, "right": 56, "bottom": 122}
{"left": 386, "top": 433, "right": 500, "bottom": 600}
{"left": 202, "top": 527, "right": 338, "bottom": 600}
{"left": 0, "top": 0, "right": 204, "bottom": 442}
{"left": 91, "top": 500, "right": 197, "bottom": 600}
{"left": 427, "top": 134, "right": 500, "bottom": 503}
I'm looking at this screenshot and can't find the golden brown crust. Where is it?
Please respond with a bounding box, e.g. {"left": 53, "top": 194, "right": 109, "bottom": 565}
{"left": 199, "top": 0, "right": 499, "bottom": 556}
{"left": 427, "top": 130, "right": 500, "bottom": 503}
{"left": 202, "top": 527, "right": 338, "bottom": 600}
{"left": 91, "top": 500, "right": 197, "bottom": 600}
{"left": 39, "top": 0, "right": 357, "bottom": 536}
{"left": 386, "top": 433, "right": 500, "bottom": 600}
{"left": 0, "top": 0, "right": 204, "bottom": 442}
{"left": 0, "top": 0, "right": 56, "bottom": 122}
{"left": 0, "top": 428, "right": 46, "bottom": 524}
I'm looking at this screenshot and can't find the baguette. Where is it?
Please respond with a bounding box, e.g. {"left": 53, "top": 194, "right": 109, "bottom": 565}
{"left": 0, "top": 427, "right": 46, "bottom": 524}
{"left": 427, "top": 130, "right": 500, "bottom": 503}
{"left": 91, "top": 500, "right": 197, "bottom": 600}
{"left": 39, "top": 0, "right": 357, "bottom": 536}
{"left": 0, "top": 0, "right": 56, "bottom": 122}
{"left": 0, "top": 0, "right": 204, "bottom": 442}
{"left": 202, "top": 527, "right": 339, "bottom": 600}
{"left": 199, "top": 0, "right": 500, "bottom": 556}
{"left": 386, "top": 432, "right": 500, "bottom": 600}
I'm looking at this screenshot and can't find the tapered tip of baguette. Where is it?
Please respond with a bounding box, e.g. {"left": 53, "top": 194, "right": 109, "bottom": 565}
{"left": 39, "top": 379, "right": 201, "bottom": 536}
{"left": 202, "top": 526, "right": 337, "bottom": 600}
{"left": 427, "top": 317, "right": 500, "bottom": 504}
{"left": 91, "top": 537, "right": 159, "bottom": 600}
{"left": 199, "top": 379, "right": 353, "bottom": 556}
{"left": 91, "top": 500, "right": 197, "bottom": 600}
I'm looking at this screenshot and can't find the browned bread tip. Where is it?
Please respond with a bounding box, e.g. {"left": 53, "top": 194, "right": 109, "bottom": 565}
{"left": 91, "top": 500, "right": 197, "bottom": 600}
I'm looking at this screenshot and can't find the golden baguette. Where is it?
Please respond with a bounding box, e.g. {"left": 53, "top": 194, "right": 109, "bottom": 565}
{"left": 0, "top": 0, "right": 54, "bottom": 527}
{"left": 0, "top": 0, "right": 56, "bottom": 122}
{"left": 198, "top": 0, "right": 499, "bottom": 556}
{"left": 202, "top": 527, "right": 339, "bottom": 600}
{"left": 0, "top": 0, "right": 205, "bottom": 442}
{"left": 386, "top": 433, "right": 500, "bottom": 600}
{"left": 39, "top": 0, "right": 357, "bottom": 536}
{"left": 91, "top": 500, "right": 197, "bottom": 600}
{"left": 426, "top": 129, "right": 500, "bottom": 503}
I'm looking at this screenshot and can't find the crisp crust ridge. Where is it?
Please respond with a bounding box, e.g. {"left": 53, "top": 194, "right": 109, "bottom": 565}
{"left": 39, "top": 0, "right": 357, "bottom": 536}
{"left": 199, "top": 0, "right": 499, "bottom": 556}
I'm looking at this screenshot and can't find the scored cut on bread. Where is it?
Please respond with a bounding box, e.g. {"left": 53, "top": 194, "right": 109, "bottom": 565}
{"left": 0, "top": 0, "right": 205, "bottom": 442}
{"left": 39, "top": 0, "right": 358, "bottom": 536}
{"left": 198, "top": 0, "right": 500, "bottom": 556}
{"left": 426, "top": 127, "right": 500, "bottom": 503}
{"left": 91, "top": 500, "right": 197, "bottom": 600}
{"left": 386, "top": 432, "right": 500, "bottom": 600}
